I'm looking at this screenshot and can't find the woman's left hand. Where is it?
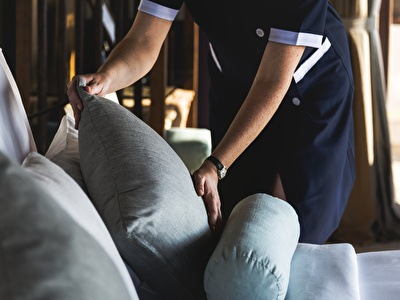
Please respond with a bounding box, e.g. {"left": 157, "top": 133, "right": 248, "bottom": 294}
{"left": 192, "top": 160, "right": 223, "bottom": 233}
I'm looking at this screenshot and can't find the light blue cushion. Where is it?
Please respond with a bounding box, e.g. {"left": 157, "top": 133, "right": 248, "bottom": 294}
{"left": 204, "top": 193, "right": 300, "bottom": 300}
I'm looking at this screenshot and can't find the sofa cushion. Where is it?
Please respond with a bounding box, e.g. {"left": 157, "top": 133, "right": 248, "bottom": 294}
{"left": 204, "top": 193, "right": 300, "bottom": 300}
{"left": 0, "top": 48, "right": 36, "bottom": 164}
{"left": 286, "top": 243, "right": 360, "bottom": 300}
{"left": 0, "top": 151, "right": 138, "bottom": 300}
{"left": 77, "top": 83, "right": 215, "bottom": 299}
{"left": 357, "top": 249, "right": 400, "bottom": 300}
{"left": 164, "top": 127, "right": 211, "bottom": 174}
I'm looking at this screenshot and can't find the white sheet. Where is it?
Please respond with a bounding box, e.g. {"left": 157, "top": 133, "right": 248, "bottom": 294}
{"left": 0, "top": 48, "right": 36, "bottom": 163}
{"left": 358, "top": 250, "right": 400, "bottom": 300}
{"left": 286, "top": 243, "right": 360, "bottom": 300}
{"left": 287, "top": 243, "right": 400, "bottom": 300}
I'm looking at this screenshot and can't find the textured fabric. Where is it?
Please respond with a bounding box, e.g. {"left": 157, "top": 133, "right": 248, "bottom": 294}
{"left": 357, "top": 250, "right": 400, "bottom": 300}
{"left": 45, "top": 115, "right": 87, "bottom": 192}
{"left": 286, "top": 243, "right": 360, "bottom": 300}
{"left": 77, "top": 83, "right": 214, "bottom": 300}
{"left": 21, "top": 152, "right": 139, "bottom": 300}
{"left": 0, "top": 48, "right": 36, "bottom": 164}
{"left": 204, "top": 193, "right": 300, "bottom": 300}
{"left": 0, "top": 151, "right": 136, "bottom": 300}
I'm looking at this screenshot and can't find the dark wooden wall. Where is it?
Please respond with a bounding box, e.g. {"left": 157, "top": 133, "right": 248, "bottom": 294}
{"left": 0, "top": 0, "right": 200, "bottom": 153}
{"left": 1, "top": 0, "right": 395, "bottom": 153}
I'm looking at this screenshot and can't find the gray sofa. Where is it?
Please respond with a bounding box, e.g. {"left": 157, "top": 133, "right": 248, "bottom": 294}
{"left": 2, "top": 48, "right": 400, "bottom": 300}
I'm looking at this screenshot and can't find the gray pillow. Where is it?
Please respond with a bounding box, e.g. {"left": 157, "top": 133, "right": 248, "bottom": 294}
{"left": 0, "top": 151, "right": 136, "bottom": 300}
{"left": 77, "top": 84, "right": 215, "bottom": 299}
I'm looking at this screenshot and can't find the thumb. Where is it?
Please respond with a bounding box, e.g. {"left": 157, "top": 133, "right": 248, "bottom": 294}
{"left": 84, "top": 85, "right": 95, "bottom": 94}
{"left": 192, "top": 173, "right": 205, "bottom": 196}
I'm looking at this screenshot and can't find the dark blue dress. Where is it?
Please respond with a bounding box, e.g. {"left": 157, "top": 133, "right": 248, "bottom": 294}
{"left": 139, "top": 0, "right": 355, "bottom": 244}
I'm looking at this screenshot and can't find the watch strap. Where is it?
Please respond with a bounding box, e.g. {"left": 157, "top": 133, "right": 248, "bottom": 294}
{"left": 206, "top": 156, "right": 224, "bottom": 170}
{"left": 206, "top": 156, "right": 227, "bottom": 179}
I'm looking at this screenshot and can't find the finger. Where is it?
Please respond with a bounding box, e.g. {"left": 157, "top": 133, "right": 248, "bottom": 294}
{"left": 67, "top": 76, "right": 86, "bottom": 126}
{"left": 192, "top": 171, "right": 206, "bottom": 196}
{"left": 203, "top": 193, "right": 221, "bottom": 231}
{"left": 70, "top": 96, "right": 82, "bottom": 129}
{"left": 215, "top": 210, "right": 223, "bottom": 233}
{"left": 74, "top": 110, "right": 81, "bottom": 130}
{"left": 85, "top": 79, "right": 105, "bottom": 95}
{"left": 84, "top": 85, "right": 93, "bottom": 94}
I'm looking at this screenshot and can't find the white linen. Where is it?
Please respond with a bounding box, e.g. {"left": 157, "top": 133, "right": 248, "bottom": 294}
{"left": 358, "top": 250, "right": 400, "bottom": 300}
{"left": 286, "top": 243, "right": 360, "bottom": 300}
{"left": 0, "top": 48, "right": 36, "bottom": 163}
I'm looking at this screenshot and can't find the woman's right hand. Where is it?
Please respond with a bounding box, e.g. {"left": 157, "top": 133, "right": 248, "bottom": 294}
{"left": 66, "top": 73, "right": 111, "bottom": 129}
{"left": 192, "top": 160, "right": 223, "bottom": 233}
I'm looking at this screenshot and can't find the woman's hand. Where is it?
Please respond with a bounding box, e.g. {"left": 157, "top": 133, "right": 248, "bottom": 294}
{"left": 66, "top": 73, "right": 111, "bottom": 129}
{"left": 192, "top": 160, "right": 223, "bottom": 233}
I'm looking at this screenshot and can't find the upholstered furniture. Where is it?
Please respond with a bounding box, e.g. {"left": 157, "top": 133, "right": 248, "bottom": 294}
{"left": 1, "top": 48, "right": 400, "bottom": 300}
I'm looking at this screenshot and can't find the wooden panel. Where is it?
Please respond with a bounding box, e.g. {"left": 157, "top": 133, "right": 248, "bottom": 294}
{"left": 150, "top": 41, "right": 168, "bottom": 135}
{"left": 37, "top": 0, "right": 48, "bottom": 153}
{"left": 15, "top": 0, "right": 32, "bottom": 113}
{"left": 380, "top": 0, "right": 393, "bottom": 83}
{"left": 57, "top": 0, "right": 68, "bottom": 107}
{"left": 75, "top": 0, "right": 84, "bottom": 74}
{"left": 94, "top": 0, "right": 103, "bottom": 69}
{"left": 394, "top": 0, "right": 400, "bottom": 23}
{"left": 183, "top": 8, "right": 199, "bottom": 128}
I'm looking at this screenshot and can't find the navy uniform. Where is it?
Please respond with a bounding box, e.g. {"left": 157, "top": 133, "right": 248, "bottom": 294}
{"left": 139, "top": 0, "right": 355, "bottom": 244}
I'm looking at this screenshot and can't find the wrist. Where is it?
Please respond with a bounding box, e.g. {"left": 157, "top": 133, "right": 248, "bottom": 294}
{"left": 206, "top": 156, "right": 227, "bottom": 180}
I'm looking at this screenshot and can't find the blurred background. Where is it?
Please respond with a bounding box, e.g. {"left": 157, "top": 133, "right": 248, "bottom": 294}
{"left": 0, "top": 0, "right": 399, "bottom": 250}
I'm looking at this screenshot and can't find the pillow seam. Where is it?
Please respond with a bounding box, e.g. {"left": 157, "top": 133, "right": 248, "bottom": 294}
{"left": 85, "top": 97, "right": 129, "bottom": 232}
{"left": 206, "top": 250, "right": 283, "bottom": 299}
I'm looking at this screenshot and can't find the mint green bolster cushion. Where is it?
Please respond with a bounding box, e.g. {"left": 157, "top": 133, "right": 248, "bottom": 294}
{"left": 77, "top": 83, "right": 214, "bottom": 300}
{"left": 204, "top": 193, "right": 300, "bottom": 300}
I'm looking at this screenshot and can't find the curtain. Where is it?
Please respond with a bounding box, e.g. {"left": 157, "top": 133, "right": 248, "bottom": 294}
{"left": 330, "top": 0, "right": 400, "bottom": 244}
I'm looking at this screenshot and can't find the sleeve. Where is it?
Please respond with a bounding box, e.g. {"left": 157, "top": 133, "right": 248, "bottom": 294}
{"left": 138, "top": 0, "right": 183, "bottom": 21}
{"left": 267, "top": 0, "right": 328, "bottom": 48}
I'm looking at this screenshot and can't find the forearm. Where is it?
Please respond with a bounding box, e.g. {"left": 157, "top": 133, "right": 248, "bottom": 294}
{"left": 212, "top": 79, "right": 286, "bottom": 168}
{"left": 96, "top": 11, "right": 172, "bottom": 94}
{"left": 211, "top": 42, "right": 305, "bottom": 168}
{"left": 96, "top": 40, "right": 155, "bottom": 92}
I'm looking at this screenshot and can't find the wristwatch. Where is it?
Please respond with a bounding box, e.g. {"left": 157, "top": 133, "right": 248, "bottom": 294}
{"left": 206, "top": 156, "right": 227, "bottom": 180}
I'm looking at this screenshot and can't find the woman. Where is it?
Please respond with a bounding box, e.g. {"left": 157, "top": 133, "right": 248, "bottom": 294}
{"left": 67, "top": 0, "right": 355, "bottom": 244}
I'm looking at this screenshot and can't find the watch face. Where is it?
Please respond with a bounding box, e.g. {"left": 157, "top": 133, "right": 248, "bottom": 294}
{"left": 206, "top": 156, "right": 227, "bottom": 180}
{"left": 218, "top": 167, "right": 227, "bottom": 180}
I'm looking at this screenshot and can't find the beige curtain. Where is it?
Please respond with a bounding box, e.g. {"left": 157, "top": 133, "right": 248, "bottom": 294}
{"left": 330, "top": 0, "right": 400, "bottom": 244}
